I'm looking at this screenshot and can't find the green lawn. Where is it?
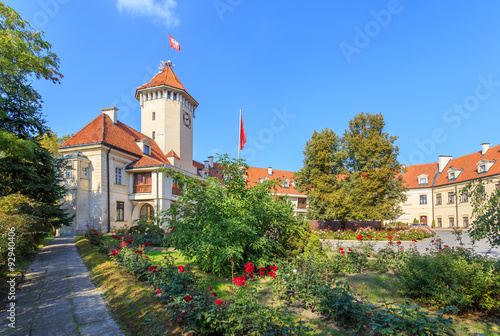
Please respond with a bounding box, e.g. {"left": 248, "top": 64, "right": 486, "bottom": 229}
{"left": 79, "top": 240, "right": 499, "bottom": 336}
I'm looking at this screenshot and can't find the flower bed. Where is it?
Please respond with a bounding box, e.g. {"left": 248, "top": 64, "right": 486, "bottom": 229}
{"left": 313, "top": 226, "right": 436, "bottom": 241}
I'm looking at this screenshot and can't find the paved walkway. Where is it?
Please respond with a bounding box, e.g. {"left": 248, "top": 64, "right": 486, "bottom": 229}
{"left": 0, "top": 237, "right": 124, "bottom": 336}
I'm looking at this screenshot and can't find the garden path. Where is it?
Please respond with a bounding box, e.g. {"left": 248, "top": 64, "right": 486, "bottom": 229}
{"left": 0, "top": 236, "right": 124, "bottom": 336}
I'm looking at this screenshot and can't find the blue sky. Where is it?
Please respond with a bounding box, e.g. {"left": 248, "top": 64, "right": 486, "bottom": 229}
{"left": 7, "top": 0, "right": 500, "bottom": 171}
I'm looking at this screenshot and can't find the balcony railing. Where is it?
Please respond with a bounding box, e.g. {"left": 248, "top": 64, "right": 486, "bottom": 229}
{"left": 172, "top": 186, "right": 183, "bottom": 196}
{"left": 133, "top": 184, "right": 152, "bottom": 193}
{"left": 297, "top": 203, "right": 307, "bottom": 209}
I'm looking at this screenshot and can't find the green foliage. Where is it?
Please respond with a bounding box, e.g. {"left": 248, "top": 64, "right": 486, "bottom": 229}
{"left": 432, "top": 219, "right": 436, "bottom": 228}
{"left": 462, "top": 179, "right": 500, "bottom": 248}
{"left": 295, "top": 113, "right": 407, "bottom": 223}
{"left": 0, "top": 3, "right": 71, "bottom": 228}
{"left": 413, "top": 218, "right": 419, "bottom": 223}
{"left": 0, "top": 194, "right": 54, "bottom": 295}
{"left": 370, "top": 300, "right": 455, "bottom": 335}
{"left": 158, "top": 154, "right": 303, "bottom": 275}
{"left": 397, "top": 248, "right": 500, "bottom": 314}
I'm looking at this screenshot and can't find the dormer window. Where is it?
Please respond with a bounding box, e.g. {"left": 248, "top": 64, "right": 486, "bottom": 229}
{"left": 447, "top": 167, "right": 461, "bottom": 180}
{"left": 283, "top": 180, "right": 289, "bottom": 188}
{"left": 259, "top": 177, "right": 269, "bottom": 184}
{"left": 417, "top": 174, "right": 428, "bottom": 185}
{"left": 143, "top": 144, "right": 151, "bottom": 155}
{"left": 476, "top": 159, "right": 494, "bottom": 174}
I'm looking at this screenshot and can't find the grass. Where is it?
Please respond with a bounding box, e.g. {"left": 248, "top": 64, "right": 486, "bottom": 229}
{"left": 79, "top": 240, "right": 499, "bottom": 336}
{"left": 75, "top": 237, "right": 180, "bottom": 336}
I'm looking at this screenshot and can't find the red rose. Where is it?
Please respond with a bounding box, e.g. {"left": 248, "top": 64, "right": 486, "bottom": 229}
{"left": 212, "top": 292, "right": 217, "bottom": 297}
{"left": 178, "top": 265, "right": 185, "bottom": 273}
{"left": 268, "top": 265, "right": 278, "bottom": 271}
{"left": 215, "top": 299, "right": 222, "bottom": 305}
{"left": 341, "top": 250, "right": 345, "bottom": 255}
{"left": 397, "top": 241, "right": 401, "bottom": 245}
{"left": 134, "top": 250, "right": 143, "bottom": 254}
{"left": 232, "top": 276, "right": 246, "bottom": 286}
{"left": 111, "top": 249, "right": 120, "bottom": 256}
{"left": 267, "top": 271, "right": 276, "bottom": 278}
{"left": 157, "top": 289, "right": 160, "bottom": 293}
{"left": 208, "top": 286, "right": 213, "bottom": 291}
{"left": 388, "top": 235, "right": 393, "bottom": 240}
{"left": 245, "top": 263, "right": 255, "bottom": 273}
{"left": 184, "top": 295, "right": 192, "bottom": 302}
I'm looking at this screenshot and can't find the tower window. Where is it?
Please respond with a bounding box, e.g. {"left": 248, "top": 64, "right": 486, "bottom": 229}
{"left": 173, "top": 93, "right": 177, "bottom": 100}
{"left": 152, "top": 112, "right": 155, "bottom": 120}
{"left": 167, "top": 92, "right": 171, "bottom": 99}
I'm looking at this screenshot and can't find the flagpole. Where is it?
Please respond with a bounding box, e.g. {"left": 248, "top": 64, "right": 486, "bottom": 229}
{"left": 167, "top": 33, "right": 170, "bottom": 61}
{"left": 238, "top": 108, "right": 242, "bottom": 160}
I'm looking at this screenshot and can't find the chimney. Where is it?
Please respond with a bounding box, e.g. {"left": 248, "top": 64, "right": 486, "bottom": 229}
{"left": 268, "top": 167, "right": 273, "bottom": 176}
{"left": 481, "top": 143, "right": 490, "bottom": 155}
{"left": 438, "top": 155, "right": 452, "bottom": 173}
{"left": 101, "top": 107, "right": 118, "bottom": 125}
{"left": 204, "top": 160, "right": 209, "bottom": 170}
{"left": 207, "top": 156, "right": 214, "bottom": 168}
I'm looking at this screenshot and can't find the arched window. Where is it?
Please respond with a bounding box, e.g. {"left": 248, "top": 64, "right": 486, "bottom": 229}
{"left": 140, "top": 204, "right": 154, "bottom": 220}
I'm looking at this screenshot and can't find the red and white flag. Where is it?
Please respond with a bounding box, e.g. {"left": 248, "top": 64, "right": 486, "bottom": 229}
{"left": 169, "top": 35, "right": 181, "bottom": 51}
{"left": 239, "top": 113, "right": 246, "bottom": 150}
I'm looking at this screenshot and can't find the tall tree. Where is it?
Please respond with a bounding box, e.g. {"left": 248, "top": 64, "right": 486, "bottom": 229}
{"left": 295, "top": 129, "right": 352, "bottom": 222}
{"left": 0, "top": 2, "right": 71, "bottom": 228}
{"left": 343, "top": 112, "right": 407, "bottom": 220}
{"left": 295, "top": 113, "right": 407, "bottom": 222}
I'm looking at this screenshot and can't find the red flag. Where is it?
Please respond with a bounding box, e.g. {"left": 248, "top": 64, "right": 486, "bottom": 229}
{"left": 169, "top": 35, "right": 181, "bottom": 51}
{"left": 239, "top": 114, "right": 246, "bottom": 150}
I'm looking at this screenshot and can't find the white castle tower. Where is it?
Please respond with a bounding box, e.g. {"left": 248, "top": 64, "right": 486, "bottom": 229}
{"left": 135, "top": 61, "right": 199, "bottom": 174}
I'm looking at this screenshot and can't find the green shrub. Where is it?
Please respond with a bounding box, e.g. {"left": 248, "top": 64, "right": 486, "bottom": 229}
{"left": 397, "top": 248, "right": 500, "bottom": 314}
{"left": 370, "top": 300, "right": 455, "bottom": 335}
{"left": 158, "top": 155, "right": 304, "bottom": 275}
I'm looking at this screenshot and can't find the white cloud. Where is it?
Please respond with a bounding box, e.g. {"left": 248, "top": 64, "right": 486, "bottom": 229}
{"left": 116, "top": 0, "right": 180, "bottom": 27}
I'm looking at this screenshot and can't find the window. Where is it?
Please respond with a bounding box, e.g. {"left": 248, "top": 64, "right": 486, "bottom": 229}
{"left": 152, "top": 131, "right": 156, "bottom": 140}
{"left": 172, "top": 179, "right": 182, "bottom": 196}
{"left": 298, "top": 198, "right": 307, "bottom": 209}
{"left": 449, "top": 217, "right": 455, "bottom": 227}
{"left": 419, "top": 177, "right": 427, "bottom": 185}
{"left": 436, "top": 193, "right": 442, "bottom": 205}
{"left": 419, "top": 195, "right": 427, "bottom": 204}
{"left": 449, "top": 172, "right": 455, "bottom": 180}
{"left": 479, "top": 165, "right": 486, "bottom": 173}
{"left": 133, "top": 172, "right": 152, "bottom": 193}
{"left": 283, "top": 180, "right": 289, "bottom": 188}
{"left": 115, "top": 168, "right": 123, "bottom": 185}
{"left": 65, "top": 167, "right": 73, "bottom": 179}
{"left": 461, "top": 192, "right": 468, "bottom": 203}
{"left": 143, "top": 144, "right": 151, "bottom": 155}
{"left": 140, "top": 204, "right": 154, "bottom": 221}
{"left": 82, "top": 167, "right": 89, "bottom": 179}
{"left": 437, "top": 218, "right": 442, "bottom": 227}
{"left": 152, "top": 112, "right": 155, "bottom": 120}
{"left": 167, "top": 92, "right": 171, "bottom": 99}
{"left": 173, "top": 93, "right": 177, "bottom": 100}
{"left": 448, "top": 192, "right": 455, "bottom": 204}
{"left": 116, "top": 201, "right": 124, "bottom": 221}
{"left": 463, "top": 217, "right": 469, "bottom": 228}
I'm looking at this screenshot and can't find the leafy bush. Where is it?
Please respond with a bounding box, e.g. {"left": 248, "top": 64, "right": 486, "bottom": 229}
{"left": 158, "top": 155, "right": 304, "bottom": 275}
{"left": 370, "top": 300, "right": 455, "bottom": 335}
{"left": 397, "top": 247, "right": 500, "bottom": 314}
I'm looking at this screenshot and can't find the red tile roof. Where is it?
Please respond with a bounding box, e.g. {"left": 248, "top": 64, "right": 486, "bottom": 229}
{"left": 402, "top": 162, "right": 438, "bottom": 189}
{"left": 60, "top": 114, "right": 171, "bottom": 168}
{"left": 246, "top": 167, "right": 305, "bottom": 196}
{"left": 166, "top": 150, "right": 180, "bottom": 159}
{"left": 135, "top": 65, "right": 198, "bottom": 105}
{"left": 433, "top": 145, "right": 500, "bottom": 186}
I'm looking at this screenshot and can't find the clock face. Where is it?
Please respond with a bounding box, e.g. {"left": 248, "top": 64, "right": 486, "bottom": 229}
{"left": 183, "top": 111, "right": 191, "bottom": 129}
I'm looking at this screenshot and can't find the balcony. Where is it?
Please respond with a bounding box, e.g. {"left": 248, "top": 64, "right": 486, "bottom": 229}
{"left": 297, "top": 203, "right": 307, "bottom": 209}
{"left": 133, "top": 184, "right": 151, "bottom": 193}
